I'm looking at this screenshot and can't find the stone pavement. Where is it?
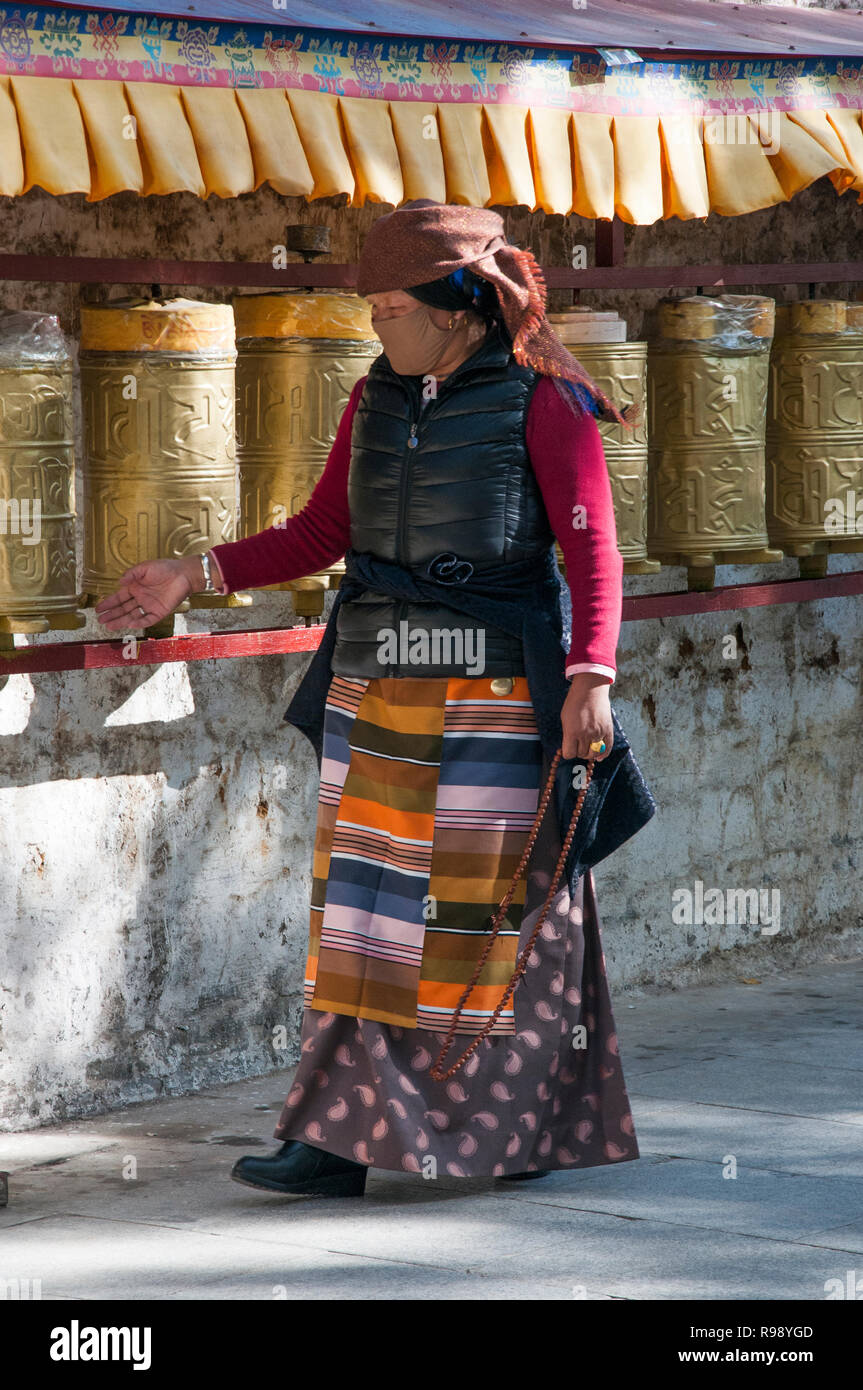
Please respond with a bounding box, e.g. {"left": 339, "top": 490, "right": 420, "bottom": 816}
{"left": 1, "top": 959, "right": 861, "bottom": 1301}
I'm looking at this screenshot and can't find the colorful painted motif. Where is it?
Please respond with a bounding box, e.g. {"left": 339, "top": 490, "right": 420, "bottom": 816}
{"left": 0, "top": 6, "right": 861, "bottom": 113}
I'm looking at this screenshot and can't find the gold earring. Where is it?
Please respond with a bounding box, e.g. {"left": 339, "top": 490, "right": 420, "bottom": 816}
{"left": 448, "top": 314, "right": 456, "bottom": 329}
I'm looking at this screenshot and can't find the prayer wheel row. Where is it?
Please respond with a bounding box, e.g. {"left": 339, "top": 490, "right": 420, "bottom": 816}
{"left": 3, "top": 291, "right": 863, "bottom": 631}
{"left": 79, "top": 292, "right": 381, "bottom": 620}
{"left": 0, "top": 294, "right": 380, "bottom": 632}
{"left": 646, "top": 294, "right": 863, "bottom": 586}
{"left": 547, "top": 295, "right": 863, "bottom": 592}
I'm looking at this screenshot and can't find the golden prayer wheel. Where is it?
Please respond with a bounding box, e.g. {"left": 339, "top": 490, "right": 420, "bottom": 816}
{"left": 0, "top": 310, "right": 85, "bottom": 642}
{"left": 232, "top": 292, "right": 380, "bottom": 618}
{"left": 79, "top": 297, "right": 243, "bottom": 613}
{"left": 572, "top": 342, "right": 659, "bottom": 574}
{"left": 647, "top": 295, "right": 784, "bottom": 590}
{"left": 548, "top": 309, "right": 659, "bottom": 575}
{"left": 766, "top": 299, "right": 863, "bottom": 578}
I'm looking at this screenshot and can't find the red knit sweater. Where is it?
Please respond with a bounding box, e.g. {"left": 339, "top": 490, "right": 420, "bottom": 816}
{"left": 210, "top": 374, "right": 622, "bottom": 682}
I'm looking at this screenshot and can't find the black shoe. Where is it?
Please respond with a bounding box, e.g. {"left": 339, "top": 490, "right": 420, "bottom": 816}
{"left": 497, "top": 1169, "right": 550, "bottom": 1181}
{"left": 231, "top": 1140, "right": 368, "bottom": 1197}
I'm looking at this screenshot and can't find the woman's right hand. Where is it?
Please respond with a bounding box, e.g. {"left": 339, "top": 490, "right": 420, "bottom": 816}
{"left": 94, "top": 556, "right": 202, "bottom": 631}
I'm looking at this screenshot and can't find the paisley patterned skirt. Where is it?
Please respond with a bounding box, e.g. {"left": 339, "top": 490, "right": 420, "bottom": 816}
{"left": 274, "top": 673, "right": 639, "bottom": 1178}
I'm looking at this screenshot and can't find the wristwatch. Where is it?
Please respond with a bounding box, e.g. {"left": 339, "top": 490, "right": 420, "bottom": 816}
{"left": 199, "top": 551, "right": 218, "bottom": 594}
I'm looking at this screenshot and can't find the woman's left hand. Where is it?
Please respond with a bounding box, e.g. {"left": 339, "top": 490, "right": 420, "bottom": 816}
{"left": 561, "top": 672, "right": 614, "bottom": 762}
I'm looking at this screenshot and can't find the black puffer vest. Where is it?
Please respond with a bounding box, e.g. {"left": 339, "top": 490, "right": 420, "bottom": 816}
{"left": 332, "top": 324, "right": 554, "bottom": 679}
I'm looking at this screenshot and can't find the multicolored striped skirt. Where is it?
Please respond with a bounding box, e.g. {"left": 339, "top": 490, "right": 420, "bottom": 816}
{"left": 304, "top": 673, "right": 545, "bottom": 1036}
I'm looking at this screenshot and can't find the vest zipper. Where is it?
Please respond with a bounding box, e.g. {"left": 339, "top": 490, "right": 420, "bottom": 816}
{"left": 383, "top": 338, "right": 514, "bottom": 573}
{"left": 396, "top": 417, "right": 419, "bottom": 566}
{"left": 393, "top": 413, "right": 420, "bottom": 672}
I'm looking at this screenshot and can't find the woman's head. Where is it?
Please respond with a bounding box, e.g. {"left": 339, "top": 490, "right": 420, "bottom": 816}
{"left": 356, "top": 200, "right": 635, "bottom": 426}
{"left": 364, "top": 261, "right": 505, "bottom": 378}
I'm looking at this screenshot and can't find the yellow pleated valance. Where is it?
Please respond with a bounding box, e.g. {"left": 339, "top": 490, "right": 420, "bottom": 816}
{"left": 2, "top": 75, "right": 863, "bottom": 222}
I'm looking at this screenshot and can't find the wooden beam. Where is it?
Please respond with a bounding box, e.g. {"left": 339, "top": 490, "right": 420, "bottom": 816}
{"left": 0, "top": 255, "right": 359, "bottom": 288}
{"left": 1, "top": 254, "right": 862, "bottom": 291}
{"left": 545, "top": 262, "right": 863, "bottom": 290}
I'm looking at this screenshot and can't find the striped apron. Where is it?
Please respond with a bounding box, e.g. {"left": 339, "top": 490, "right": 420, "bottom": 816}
{"left": 304, "top": 673, "right": 544, "bottom": 1035}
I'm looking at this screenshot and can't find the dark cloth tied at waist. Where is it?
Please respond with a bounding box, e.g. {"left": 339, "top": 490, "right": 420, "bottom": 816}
{"left": 284, "top": 546, "right": 656, "bottom": 889}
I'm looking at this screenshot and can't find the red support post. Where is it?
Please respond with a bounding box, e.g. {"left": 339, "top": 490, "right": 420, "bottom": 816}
{"left": 595, "top": 216, "right": 625, "bottom": 269}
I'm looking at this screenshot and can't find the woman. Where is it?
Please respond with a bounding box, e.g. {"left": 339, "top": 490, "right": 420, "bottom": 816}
{"left": 96, "top": 201, "right": 654, "bottom": 1196}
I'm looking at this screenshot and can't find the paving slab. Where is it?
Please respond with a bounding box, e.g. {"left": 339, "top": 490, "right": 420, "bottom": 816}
{"left": 0, "top": 1214, "right": 467, "bottom": 1300}
{"left": 464, "top": 1205, "right": 859, "bottom": 1301}
{"left": 629, "top": 1055, "right": 862, "bottom": 1125}
{"left": 803, "top": 1218, "right": 863, "bottom": 1255}
{"left": 627, "top": 1098, "right": 863, "bottom": 1178}
{"left": 488, "top": 1155, "right": 863, "bottom": 1242}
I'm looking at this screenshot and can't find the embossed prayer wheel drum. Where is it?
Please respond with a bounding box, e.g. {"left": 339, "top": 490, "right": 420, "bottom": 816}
{"left": 0, "top": 311, "right": 84, "bottom": 637}
{"left": 80, "top": 298, "right": 238, "bottom": 604}
{"left": 766, "top": 300, "right": 863, "bottom": 576}
{"left": 232, "top": 292, "right": 380, "bottom": 618}
{"left": 647, "top": 295, "right": 784, "bottom": 589}
{"left": 547, "top": 310, "right": 658, "bottom": 574}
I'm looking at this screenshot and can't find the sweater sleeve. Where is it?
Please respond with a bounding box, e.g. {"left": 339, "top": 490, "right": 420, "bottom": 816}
{"left": 526, "top": 377, "right": 623, "bottom": 684}
{"left": 208, "top": 376, "right": 365, "bottom": 595}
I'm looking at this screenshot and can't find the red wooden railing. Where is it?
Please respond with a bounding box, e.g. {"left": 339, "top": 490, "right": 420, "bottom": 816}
{"left": 3, "top": 571, "right": 862, "bottom": 675}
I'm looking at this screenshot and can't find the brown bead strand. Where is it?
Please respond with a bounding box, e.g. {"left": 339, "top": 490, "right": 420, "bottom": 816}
{"left": 430, "top": 748, "right": 597, "bottom": 1082}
